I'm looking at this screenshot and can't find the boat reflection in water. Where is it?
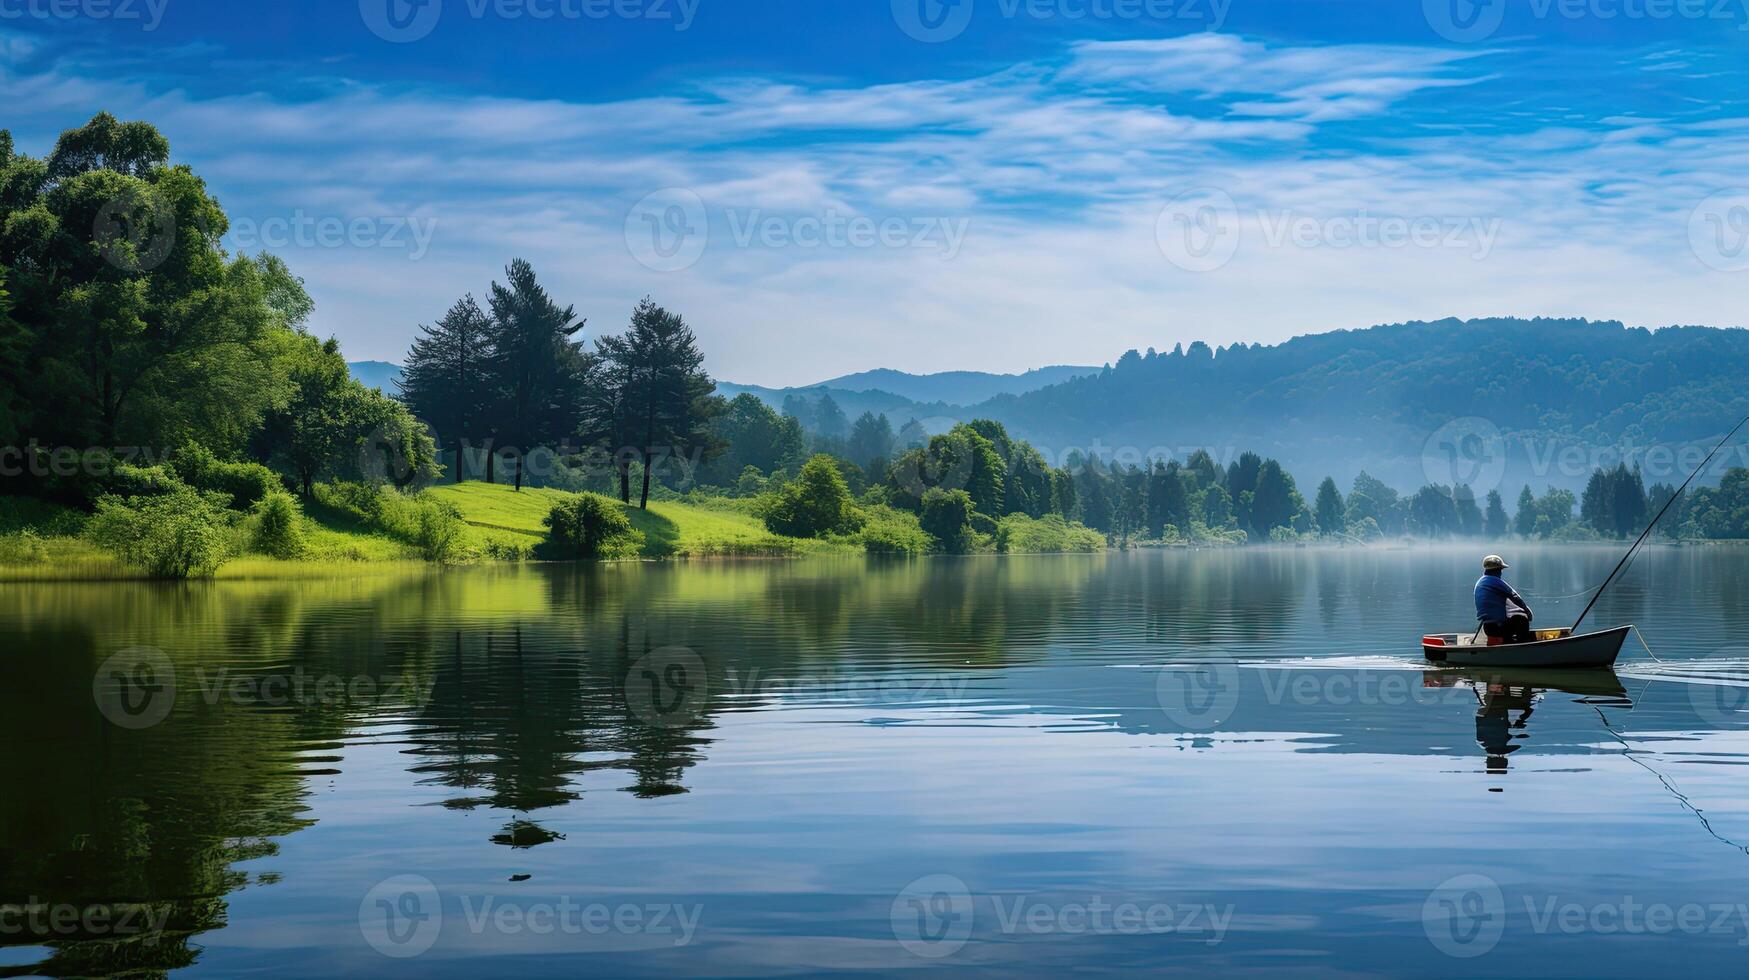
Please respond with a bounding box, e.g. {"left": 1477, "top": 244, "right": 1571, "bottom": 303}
{"left": 1423, "top": 668, "right": 1633, "bottom": 774}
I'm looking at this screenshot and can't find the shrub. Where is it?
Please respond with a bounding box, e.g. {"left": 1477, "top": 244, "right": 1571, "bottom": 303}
{"left": 920, "top": 488, "right": 975, "bottom": 553}
{"left": 0, "top": 529, "right": 49, "bottom": 564}
{"left": 105, "top": 463, "right": 181, "bottom": 498}
{"left": 174, "top": 443, "right": 283, "bottom": 509}
{"left": 857, "top": 504, "right": 932, "bottom": 556}
{"left": 250, "top": 491, "right": 306, "bottom": 559}
{"left": 314, "top": 481, "right": 464, "bottom": 562}
{"left": 87, "top": 486, "right": 231, "bottom": 578}
{"left": 996, "top": 513, "right": 1105, "bottom": 553}
{"left": 541, "top": 492, "right": 643, "bottom": 560}
{"left": 969, "top": 512, "right": 998, "bottom": 536}
{"left": 758, "top": 455, "right": 864, "bottom": 538}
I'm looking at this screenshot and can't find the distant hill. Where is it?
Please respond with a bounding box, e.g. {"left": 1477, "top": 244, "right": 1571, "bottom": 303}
{"left": 348, "top": 361, "right": 403, "bottom": 392}
{"left": 811, "top": 365, "right": 1100, "bottom": 405}
{"left": 714, "top": 382, "right": 960, "bottom": 433}
{"left": 971, "top": 318, "right": 1749, "bottom": 495}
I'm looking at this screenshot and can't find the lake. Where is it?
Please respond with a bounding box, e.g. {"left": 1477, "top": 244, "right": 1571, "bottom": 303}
{"left": 5, "top": 545, "right": 1749, "bottom": 977}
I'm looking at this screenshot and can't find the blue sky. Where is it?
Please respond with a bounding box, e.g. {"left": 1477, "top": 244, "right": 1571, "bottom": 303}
{"left": 7, "top": 0, "right": 1749, "bottom": 384}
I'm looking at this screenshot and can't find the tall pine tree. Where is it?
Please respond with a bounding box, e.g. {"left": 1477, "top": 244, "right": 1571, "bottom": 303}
{"left": 398, "top": 294, "right": 492, "bottom": 483}
{"left": 483, "top": 259, "right": 587, "bottom": 491}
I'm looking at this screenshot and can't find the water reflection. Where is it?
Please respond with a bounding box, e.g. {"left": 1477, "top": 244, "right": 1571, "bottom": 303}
{"left": 1422, "top": 668, "right": 1633, "bottom": 773}
{"left": 4, "top": 547, "right": 1749, "bottom": 977}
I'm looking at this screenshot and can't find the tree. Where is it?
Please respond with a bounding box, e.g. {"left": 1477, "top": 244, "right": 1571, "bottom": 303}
{"left": 1408, "top": 485, "right": 1459, "bottom": 538}
{"left": 2, "top": 114, "right": 285, "bottom": 459}
{"left": 398, "top": 295, "right": 492, "bottom": 483}
{"left": 896, "top": 418, "right": 928, "bottom": 450}
{"left": 1314, "top": 477, "right": 1346, "bottom": 537}
{"left": 846, "top": 412, "right": 894, "bottom": 470}
{"left": 483, "top": 259, "right": 589, "bottom": 491}
{"left": 920, "top": 487, "right": 975, "bottom": 553}
{"left": 1484, "top": 490, "right": 1509, "bottom": 538}
{"left": 701, "top": 393, "right": 804, "bottom": 485}
{"left": 1347, "top": 472, "right": 1403, "bottom": 535}
{"left": 1515, "top": 486, "right": 1538, "bottom": 537}
{"left": 1148, "top": 461, "right": 1190, "bottom": 537}
{"left": 607, "top": 298, "right": 725, "bottom": 509}
{"left": 757, "top": 454, "right": 862, "bottom": 538}
{"left": 1249, "top": 459, "right": 1299, "bottom": 537}
{"left": 1202, "top": 484, "right": 1234, "bottom": 528}
{"left": 1453, "top": 484, "right": 1484, "bottom": 537}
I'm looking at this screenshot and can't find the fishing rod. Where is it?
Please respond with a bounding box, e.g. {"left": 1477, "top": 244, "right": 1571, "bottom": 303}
{"left": 1572, "top": 413, "right": 1749, "bottom": 632}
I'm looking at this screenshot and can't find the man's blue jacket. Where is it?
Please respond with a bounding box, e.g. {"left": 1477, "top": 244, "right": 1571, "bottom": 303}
{"left": 1475, "top": 574, "right": 1530, "bottom": 624}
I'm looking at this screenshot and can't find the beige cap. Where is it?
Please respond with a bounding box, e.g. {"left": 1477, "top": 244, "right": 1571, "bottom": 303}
{"left": 1483, "top": 555, "right": 1509, "bottom": 570}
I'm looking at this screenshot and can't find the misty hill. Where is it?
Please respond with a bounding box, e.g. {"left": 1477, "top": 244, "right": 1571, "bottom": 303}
{"left": 348, "top": 360, "right": 403, "bottom": 392}
{"left": 973, "top": 318, "right": 1749, "bottom": 495}
{"left": 812, "top": 365, "right": 1100, "bottom": 404}
{"left": 714, "top": 382, "right": 959, "bottom": 433}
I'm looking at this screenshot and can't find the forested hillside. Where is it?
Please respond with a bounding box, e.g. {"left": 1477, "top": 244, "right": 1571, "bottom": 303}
{"left": 974, "top": 318, "right": 1749, "bottom": 493}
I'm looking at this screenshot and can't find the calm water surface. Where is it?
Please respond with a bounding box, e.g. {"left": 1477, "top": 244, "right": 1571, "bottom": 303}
{"left": 5, "top": 545, "right": 1749, "bottom": 977}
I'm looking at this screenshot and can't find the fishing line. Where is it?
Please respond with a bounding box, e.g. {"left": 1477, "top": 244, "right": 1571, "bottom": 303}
{"left": 1573, "top": 414, "right": 1749, "bottom": 632}
{"left": 1591, "top": 704, "right": 1749, "bottom": 856}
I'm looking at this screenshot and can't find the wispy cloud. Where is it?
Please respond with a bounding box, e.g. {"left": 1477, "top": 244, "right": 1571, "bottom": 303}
{"left": 5, "top": 29, "right": 1748, "bottom": 385}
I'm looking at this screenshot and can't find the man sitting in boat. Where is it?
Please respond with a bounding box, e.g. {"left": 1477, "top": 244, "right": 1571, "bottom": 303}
{"left": 1475, "top": 555, "right": 1534, "bottom": 644}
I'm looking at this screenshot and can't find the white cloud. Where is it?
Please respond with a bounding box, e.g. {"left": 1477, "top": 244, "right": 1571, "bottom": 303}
{"left": 4, "top": 28, "right": 1747, "bottom": 385}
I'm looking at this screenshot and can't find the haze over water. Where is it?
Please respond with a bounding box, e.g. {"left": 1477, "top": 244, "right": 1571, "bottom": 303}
{"left": 6, "top": 545, "right": 1749, "bottom": 977}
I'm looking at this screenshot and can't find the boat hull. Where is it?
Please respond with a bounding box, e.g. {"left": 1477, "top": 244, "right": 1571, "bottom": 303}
{"left": 1421, "top": 625, "right": 1630, "bottom": 668}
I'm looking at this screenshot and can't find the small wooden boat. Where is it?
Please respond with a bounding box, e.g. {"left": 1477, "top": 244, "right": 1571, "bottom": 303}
{"left": 1421, "top": 625, "right": 1631, "bottom": 668}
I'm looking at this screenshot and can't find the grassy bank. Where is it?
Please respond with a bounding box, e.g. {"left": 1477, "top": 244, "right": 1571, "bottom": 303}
{"left": 422, "top": 482, "right": 854, "bottom": 559}
{"left": 0, "top": 482, "right": 862, "bottom": 580}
